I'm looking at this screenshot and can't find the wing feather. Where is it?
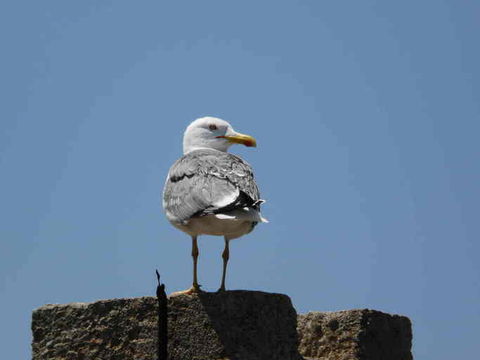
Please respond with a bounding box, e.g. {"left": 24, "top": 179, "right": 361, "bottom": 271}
{"left": 163, "top": 149, "right": 261, "bottom": 224}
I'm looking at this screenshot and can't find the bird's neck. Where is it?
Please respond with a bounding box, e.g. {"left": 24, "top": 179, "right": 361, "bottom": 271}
{"left": 183, "top": 145, "right": 229, "bottom": 154}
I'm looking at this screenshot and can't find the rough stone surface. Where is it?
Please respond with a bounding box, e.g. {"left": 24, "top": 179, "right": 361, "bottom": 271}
{"left": 32, "top": 297, "right": 158, "bottom": 360}
{"left": 32, "top": 294, "right": 413, "bottom": 360}
{"left": 297, "top": 309, "right": 412, "bottom": 360}
{"left": 167, "top": 290, "right": 301, "bottom": 360}
{"left": 32, "top": 291, "right": 302, "bottom": 360}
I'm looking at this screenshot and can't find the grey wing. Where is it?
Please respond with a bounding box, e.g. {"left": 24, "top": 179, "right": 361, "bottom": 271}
{"left": 223, "top": 153, "right": 260, "bottom": 202}
{"left": 162, "top": 150, "right": 261, "bottom": 224}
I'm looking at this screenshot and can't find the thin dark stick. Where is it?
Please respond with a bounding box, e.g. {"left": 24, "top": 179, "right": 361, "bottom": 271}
{"left": 156, "top": 270, "right": 168, "bottom": 360}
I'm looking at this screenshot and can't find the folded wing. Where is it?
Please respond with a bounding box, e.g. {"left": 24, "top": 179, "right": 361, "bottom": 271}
{"left": 163, "top": 149, "right": 262, "bottom": 225}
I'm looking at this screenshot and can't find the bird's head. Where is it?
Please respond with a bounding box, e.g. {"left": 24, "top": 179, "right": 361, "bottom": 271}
{"left": 183, "top": 116, "right": 256, "bottom": 154}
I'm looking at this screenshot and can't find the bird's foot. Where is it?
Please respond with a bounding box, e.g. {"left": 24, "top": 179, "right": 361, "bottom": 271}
{"left": 170, "top": 284, "right": 202, "bottom": 297}
{"left": 217, "top": 286, "right": 226, "bottom": 293}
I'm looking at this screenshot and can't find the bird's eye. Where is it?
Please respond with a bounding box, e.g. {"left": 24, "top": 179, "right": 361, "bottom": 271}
{"left": 209, "top": 124, "right": 217, "bottom": 131}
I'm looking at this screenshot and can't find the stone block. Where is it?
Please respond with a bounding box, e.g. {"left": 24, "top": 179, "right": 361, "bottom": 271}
{"left": 32, "top": 297, "right": 158, "bottom": 360}
{"left": 32, "top": 291, "right": 302, "bottom": 360}
{"left": 168, "top": 290, "right": 301, "bottom": 360}
{"left": 32, "top": 294, "right": 413, "bottom": 360}
{"left": 297, "top": 309, "right": 412, "bottom": 360}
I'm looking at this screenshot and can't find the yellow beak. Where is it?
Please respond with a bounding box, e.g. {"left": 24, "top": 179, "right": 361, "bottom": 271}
{"left": 218, "top": 132, "right": 257, "bottom": 147}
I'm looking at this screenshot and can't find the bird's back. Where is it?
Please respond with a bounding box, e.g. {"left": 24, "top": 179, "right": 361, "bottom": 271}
{"left": 163, "top": 149, "right": 263, "bottom": 234}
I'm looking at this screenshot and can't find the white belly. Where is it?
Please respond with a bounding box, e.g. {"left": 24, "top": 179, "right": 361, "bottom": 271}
{"left": 171, "top": 208, "right": 266, "bottom": 240}
{"left": 172, "top": 215, "right": 253, "bottom": 239}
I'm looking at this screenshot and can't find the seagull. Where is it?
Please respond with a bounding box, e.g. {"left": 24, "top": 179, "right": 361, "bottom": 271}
{"left": 162, "top": 117, "right": 267, "bottom": 293}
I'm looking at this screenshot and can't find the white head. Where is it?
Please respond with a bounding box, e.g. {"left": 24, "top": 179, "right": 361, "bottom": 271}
{"left": 183, "top": 116, "right": 256, "bottom": 154}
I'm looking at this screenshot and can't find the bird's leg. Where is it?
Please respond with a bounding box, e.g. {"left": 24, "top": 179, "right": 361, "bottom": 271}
{"left": 172, "top": 236, "right": 201, "bottom": 296}
{"left": 218, "top": 237, "right": 230, "bottom": 292}
{"left": 169, "top": 235, "right": 206, "bottom": 297}
{"left": 191, "top": 235, "right": 201, "bottom": 292}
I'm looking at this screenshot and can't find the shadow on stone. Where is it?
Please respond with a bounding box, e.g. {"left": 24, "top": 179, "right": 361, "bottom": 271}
{"left": 167, "top": 290, "right": 303, "bottom": 360}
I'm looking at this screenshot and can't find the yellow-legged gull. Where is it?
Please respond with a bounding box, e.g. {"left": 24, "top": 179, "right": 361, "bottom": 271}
{"left": 162, "top": 117, "right": 267, "bottom": 293}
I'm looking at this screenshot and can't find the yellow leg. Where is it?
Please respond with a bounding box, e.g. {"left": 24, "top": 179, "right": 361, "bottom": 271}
{"left": 191, "top": 236, "right": 200, "bottom": 291}
{"left": 171, "top": 236, "right": 201, "bottom": 297}
{"left": 219, "top": 237, "right": 230, "bottom": 292}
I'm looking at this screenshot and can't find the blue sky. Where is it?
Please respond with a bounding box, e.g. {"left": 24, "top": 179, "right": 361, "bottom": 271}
{"left": 1, "top": 1, "right": 479, "bottom": 358}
